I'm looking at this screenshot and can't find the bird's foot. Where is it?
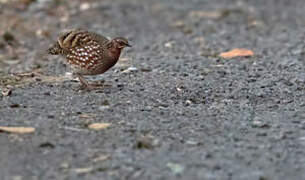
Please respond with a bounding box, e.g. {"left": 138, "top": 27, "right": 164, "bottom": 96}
{"left": 76, "top": 81, "right": 112, "bottom": 91}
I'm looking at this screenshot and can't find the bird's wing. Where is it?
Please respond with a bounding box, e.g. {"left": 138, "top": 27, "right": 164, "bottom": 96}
{"left": 57, "top": 29, "right": 108, "bottom": 49}
{"left": 85, "top": 31, "right": 110, "bottom": 45}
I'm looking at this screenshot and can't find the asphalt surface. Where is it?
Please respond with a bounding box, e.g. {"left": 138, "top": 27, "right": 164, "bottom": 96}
{"left": 0, "top": 0, "right": 305, "bottom": 180}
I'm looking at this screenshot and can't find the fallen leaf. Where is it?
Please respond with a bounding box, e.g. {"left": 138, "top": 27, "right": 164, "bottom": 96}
{"left": 14, "top": 72, "right": 36, "bottom": 77}
{"left": 79, "top": 113, "right": 97, "bottom": 119}
{"left": 119, "top": 57, "right": 131, "bottom": 62}
{"left": 0, "top": 126, "right": 35, "bottom": 134}
{"left": 88, "top": 123, "right": 111, "bottom": 130}
{"left": 219, "top": 48, "right": 254, "bottom": 59}
{"left": 93, "top": 155, "right": 110, "bottom": 162}
{"left": 73, "top": 167, "right": 93, "bottom": 174}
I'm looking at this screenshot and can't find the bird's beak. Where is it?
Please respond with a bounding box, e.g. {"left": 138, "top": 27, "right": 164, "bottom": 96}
{"left": 126, "top": 43, "right": 132, "bottom": 47}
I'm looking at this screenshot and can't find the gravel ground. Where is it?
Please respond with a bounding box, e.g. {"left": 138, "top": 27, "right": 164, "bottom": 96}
{"left": 0, "top": 0, "right": 305, "bottom": 180}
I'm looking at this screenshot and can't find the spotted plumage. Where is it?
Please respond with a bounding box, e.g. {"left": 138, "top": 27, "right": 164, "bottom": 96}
{"left": 47, "top": 29, "right": 131, "bottom": 89}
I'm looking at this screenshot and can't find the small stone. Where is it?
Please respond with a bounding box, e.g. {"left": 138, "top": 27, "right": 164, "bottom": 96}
{"left": 252, "top": 121, "right": 271, "bottom": 128}
{"left": 10, "top": 104, "right": 20, "bottom": 108}
{"left": 164, "top": 42, "right": 173, "bottom": 48}
{"left": 185, "top": 100, "right": 192, "bottom": 105}
{"left": 167, "top": 163, "right": 184, "bottom": 174}
{"left": 133, "top": 135, "right": 159, "bottom": 149}
{"left": 122, "top": 66, "right": 138, "bottom": 73}
{"left": 98, "top": 100, "right": 110, "bottom": 110}
{"left": 185, "top": 140, "right": 199, "bottom": 146}
{"left": 80, "top": 3, "right": 91, "bottom": 11}
{"left": 1, "top": 87, "right": 12, "bottom": 96}
{"left": 60, "top": 162, "right": 69, "bottom": 169}
{"left": 127, "top": 66, "right": 138, "bottom": 71}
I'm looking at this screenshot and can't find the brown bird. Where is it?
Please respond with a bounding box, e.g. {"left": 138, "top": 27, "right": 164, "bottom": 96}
{"left": 47, "top": 29, "right": 131, "bottom": 89}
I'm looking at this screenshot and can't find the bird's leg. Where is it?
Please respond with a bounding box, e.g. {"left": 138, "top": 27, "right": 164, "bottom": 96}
{"left": 75, "top": 73, "right": 106, "bottom": 90}
{"left": 75, "top": 73, "right": 91, "bottom": 90}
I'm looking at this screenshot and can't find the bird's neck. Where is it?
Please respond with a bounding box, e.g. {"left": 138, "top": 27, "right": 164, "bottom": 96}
{"left": 109, "top": 47, "right": 122, "bottom": 60}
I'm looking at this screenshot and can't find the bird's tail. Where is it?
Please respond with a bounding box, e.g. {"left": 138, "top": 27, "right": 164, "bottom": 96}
{"left": 47, "top": 42, "right": 61, "bottom": 55}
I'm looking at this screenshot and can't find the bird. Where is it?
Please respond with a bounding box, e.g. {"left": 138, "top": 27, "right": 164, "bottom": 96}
{"left": 47, "top": 29, "right": 131, "bottom": 89}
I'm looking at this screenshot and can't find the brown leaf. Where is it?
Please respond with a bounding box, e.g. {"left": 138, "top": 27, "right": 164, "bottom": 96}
{"left": 0, "top": 126, "right": 35, "bottom": 134}
{"left": 88, "top": 123, "right": 111, "bottom": 130}
{"left": 219, "top": 48, "right": 254, "bottom": 59}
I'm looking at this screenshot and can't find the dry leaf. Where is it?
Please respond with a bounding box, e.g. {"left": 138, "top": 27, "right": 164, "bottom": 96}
{"left": 189, "top": 10, "right": 223, "bottom": 19}
{"left": 79, "top": 113, "right": 97, "bottom": 119}
{"left": 119, "top": 57, "right": 131, "bottom": 62}
{"left": 93, "top": 155, "right": 110, "bottom": 162}
{"left": 0, "top": 126, "right": 35, "bottom": 134}
{"left": 88, "top": 123, "right": 111, "bottom": 130}
{"left": 73, "top": 167, "right": 93, "bottom": 174}
{"left": 219, "top": 48, "right": 254, "bottom": 59}
{"left": 14, "top": 72, "right": 36, "bottom": 77}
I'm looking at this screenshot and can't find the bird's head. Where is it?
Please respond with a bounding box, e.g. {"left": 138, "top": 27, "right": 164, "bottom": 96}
{"left": 110, "top": 37, "right": 132, "bottom": 49}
